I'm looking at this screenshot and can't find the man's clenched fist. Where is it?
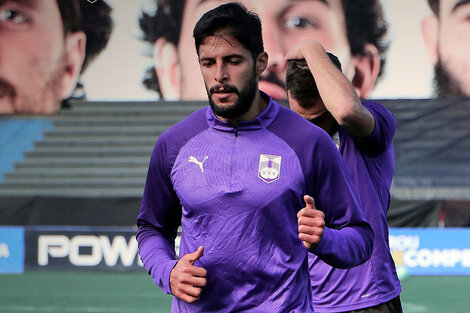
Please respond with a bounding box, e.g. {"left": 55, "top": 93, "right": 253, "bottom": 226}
{"left": 170, "top": 246, "right": 207, "bottom": 303}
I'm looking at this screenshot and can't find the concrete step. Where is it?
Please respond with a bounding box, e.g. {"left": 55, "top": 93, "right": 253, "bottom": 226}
{"left": 69, "top": 100, "right": 206, "bottom": 108}
{"left": 62, "top": 104, "right": 203, "bottom": 116}
{"left": 31, "top": 136, "right": 158, "bottom": 146}
{"left": 52, "top": 116, "right": 183, "bottom": 126}
{"left": 0, "top": 186, "right": 144, "bottom": 197}
{"left": 13, "top": 157, "right": 150, "bottom": 168}
{"left": 2, "top": 177, "right": 145, "bottom": 185}
{"left": 43, "top": 125, "right": 167, "bottom": 137}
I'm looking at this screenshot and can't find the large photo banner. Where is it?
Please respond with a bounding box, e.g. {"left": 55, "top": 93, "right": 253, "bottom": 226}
{"left": 390, "top": 228, "right": 470, "bottom": 276}
{"left": 1, "top": 2, "right": 469, "bottom": 229}
{"left": 4, "top": 0, "right": 466, "bottom": 115}
{"left": 3, "top": 226, "right": 470, "bottom": 275}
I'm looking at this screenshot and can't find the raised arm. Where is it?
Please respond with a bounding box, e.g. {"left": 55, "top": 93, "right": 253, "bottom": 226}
{"left": 285, "top": 39, "right": 375, "bottom": 137}
{"left": 136, "top": 136, "right": 182, "bottom": 294}
{"left": 306, "top": 131, "right": 373, "bottom": 268}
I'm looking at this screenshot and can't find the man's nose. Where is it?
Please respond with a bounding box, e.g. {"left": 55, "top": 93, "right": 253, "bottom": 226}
{"left": 215, "top": 64, "right": 228, "bottom": 82}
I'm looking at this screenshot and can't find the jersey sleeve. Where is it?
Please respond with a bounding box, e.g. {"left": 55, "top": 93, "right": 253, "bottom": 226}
{"left": 354, "top": 101, "right": 396, "bottom": 157}
{"left": 136, "top": 134, "right": 182, "bottom": 294}
{"left": 309, "top": 132, "right": 374, "bottom": 268}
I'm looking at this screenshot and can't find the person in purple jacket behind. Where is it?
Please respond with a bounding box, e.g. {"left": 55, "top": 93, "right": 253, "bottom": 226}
{"left": 285, "top": 39, "right": 402, "bottom": 313}
{"left": 137, "top": 3, "right": 373, "bottom": 312}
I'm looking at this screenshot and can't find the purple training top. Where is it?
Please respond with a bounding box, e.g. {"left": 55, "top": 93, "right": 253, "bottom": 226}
{"left": 309, "top": 101, "right": 402, "bottom": 312}
{"left": 137, "top": 93, "right": 373, "bottom": 312}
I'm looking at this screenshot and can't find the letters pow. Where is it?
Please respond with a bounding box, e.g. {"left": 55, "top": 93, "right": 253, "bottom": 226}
{"left": 38, "top": 235, "right": 143, "bottom": 267}
{"left": 0, "top": 243, "right": 10, "bottom": 258}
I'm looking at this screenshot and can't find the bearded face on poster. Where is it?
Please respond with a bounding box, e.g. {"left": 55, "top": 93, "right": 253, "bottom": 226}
{"left": 0, "top": 0, "right": 112, "bottom": 115}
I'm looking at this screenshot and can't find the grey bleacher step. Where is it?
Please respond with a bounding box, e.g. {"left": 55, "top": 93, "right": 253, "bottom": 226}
{"left": 29, "top": 145, "right": 152, "bottom": 153}
{"left": 61, "top": 105, "right": 203, "bottom": 115}
{"left": 3, "top": 172, "right": 146, "bottom": 181}
{"left": 31, "top": 136, "right": 158, "bottom": 145}
{"left": 43, "top": 125, "right": 167, "bottom": 136}
{"left": 69, "top": 100, "right": 206, "bottom": 108}
{"left": 7, "top": 167, "right": 148, "bottom": 176}
{"left": 13, "top": 157, "right": 150, "bottom": 168}
{"left": 17, "top": 155, "right": 150, "bottom": 162}
{"left": 52, "top": 116, "right": 184, "bottom": 126}
{"left": 1, "top": 177, "right": 145, "bottom": 186}
{"left": 390, "top": 186, "right": 470, "bottom": 201}
{"left": 34, "top": 137, "right": 158, "bottom": 147}
{"left": 0, "top": 182, "right": 143, "bottom": 189}
{"left": 24, "top": 148, "right": 151, "bottom": 158}
{"left": 0, "top": 187, "right": 144, "bottom": 197}
{"left": 59, "top": 110, "right": 193, "bottom": 117}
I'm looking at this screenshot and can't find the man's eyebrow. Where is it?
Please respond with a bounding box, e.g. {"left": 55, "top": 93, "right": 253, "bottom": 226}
{"left": 197, "top": 0, "right": 330, "bottom": 5}
{"left": 452, "top": 0, "right": 470, "bottom": 13}
{"left": 0, "top": 0, "right": 37, "bottom": 7}
{"left": 0, "top": 0, "right": 37, "bottom": 8}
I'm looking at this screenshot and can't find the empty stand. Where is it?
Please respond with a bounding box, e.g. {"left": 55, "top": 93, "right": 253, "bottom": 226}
{"left": 0, "top": 101, "right": 203, "bottom": 198}
{"left": 0, "top": 101, "right": 203, "bottom": 225}
{"left": 381, "top": 98, "right": 470, "bottom": 201}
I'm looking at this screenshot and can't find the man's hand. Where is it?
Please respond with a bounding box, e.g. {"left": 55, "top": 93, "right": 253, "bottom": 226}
{"left": 170, "top": 246, "right": 207, "bottom": 303}
{"left": 298, "top": 195, "right": 325, "bottom": 250}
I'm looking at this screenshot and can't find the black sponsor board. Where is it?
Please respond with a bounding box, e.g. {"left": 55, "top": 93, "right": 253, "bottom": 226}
{"left": 25, "top": 226, "right": 143, "bottom": 271}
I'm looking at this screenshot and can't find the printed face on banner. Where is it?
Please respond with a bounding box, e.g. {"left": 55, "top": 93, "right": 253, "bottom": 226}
{"left": 156, "top": 0, "right": 356, "bottom": 101}
{"left": 423, "top": 0, "right": 470, "bottom": 96}
{"left": 0, "top": 0, "right": 84, "bottom": 114}
{"left": 258, "top": 154, "right": 282, "bottom": 183}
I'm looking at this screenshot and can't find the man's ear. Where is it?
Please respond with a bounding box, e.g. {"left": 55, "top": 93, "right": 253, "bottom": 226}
{"left": 153, "top": 37, "right": 181, "bottom": 100}
{"left": 350, "top": 43, "right": 380, "bottom": 99}
{"left": 256, "top": 51, "right": 268, "bottom": 76}
{"left": 60, "top": 31, "right": 86, "bottom": 99}
{"left": 421, "top": 14, "right": 439, "bottom": 66}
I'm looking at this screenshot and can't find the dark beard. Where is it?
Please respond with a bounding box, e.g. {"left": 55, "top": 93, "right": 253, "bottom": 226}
{"left": 260, "top": 70, "right": 285, "bottom": 88}
{"left": 306, "top": 110, "right": 339, "bottom": 137}
{"left": 208, "top": 68, "right": 257, "bottom": 119}
{"left": 434, "top": 58, "right": 466, "bottom": 97}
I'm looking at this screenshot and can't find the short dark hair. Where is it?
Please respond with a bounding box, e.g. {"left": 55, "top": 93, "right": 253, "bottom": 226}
{"left": 56, "top": 0, "right": 114, "bottom": 72}
{"left": 56, "top": 0, "right": 81, "bottom": 34}
{"left": 342, "top": 0, "right": 388, "bottom": 80}
{"left": 286, "top": 53, "right": 342, "bottom": 107}
{"left": 139, "top": 0, "right": 389, "bottom": 95}
{"left": 427, "top": 0, "right": 439, "bottom": 15}
{"left": 193, "top": 3, "right": 263, "bottom": 61}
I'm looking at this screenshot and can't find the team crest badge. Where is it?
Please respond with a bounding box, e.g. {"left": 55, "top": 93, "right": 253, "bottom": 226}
{"left": 258, "top": 154, "right": 281, "bottom": 183}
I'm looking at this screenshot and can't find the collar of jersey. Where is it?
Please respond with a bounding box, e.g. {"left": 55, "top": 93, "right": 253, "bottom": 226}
{"left": 206, "top": 91, "right": 280, "bottom": 132}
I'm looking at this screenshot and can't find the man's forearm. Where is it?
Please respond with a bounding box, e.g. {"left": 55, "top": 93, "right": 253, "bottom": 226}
{"left": 310, "top": 224, "right": 373, "bottom": 269}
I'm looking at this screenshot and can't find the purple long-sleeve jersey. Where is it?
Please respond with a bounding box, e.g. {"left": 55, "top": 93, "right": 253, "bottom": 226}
{"left": 309, "top": 101, "right": 402, "bottom": 312}
{"left": 137, "top": 94, "right": 373, "bottom": 312}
